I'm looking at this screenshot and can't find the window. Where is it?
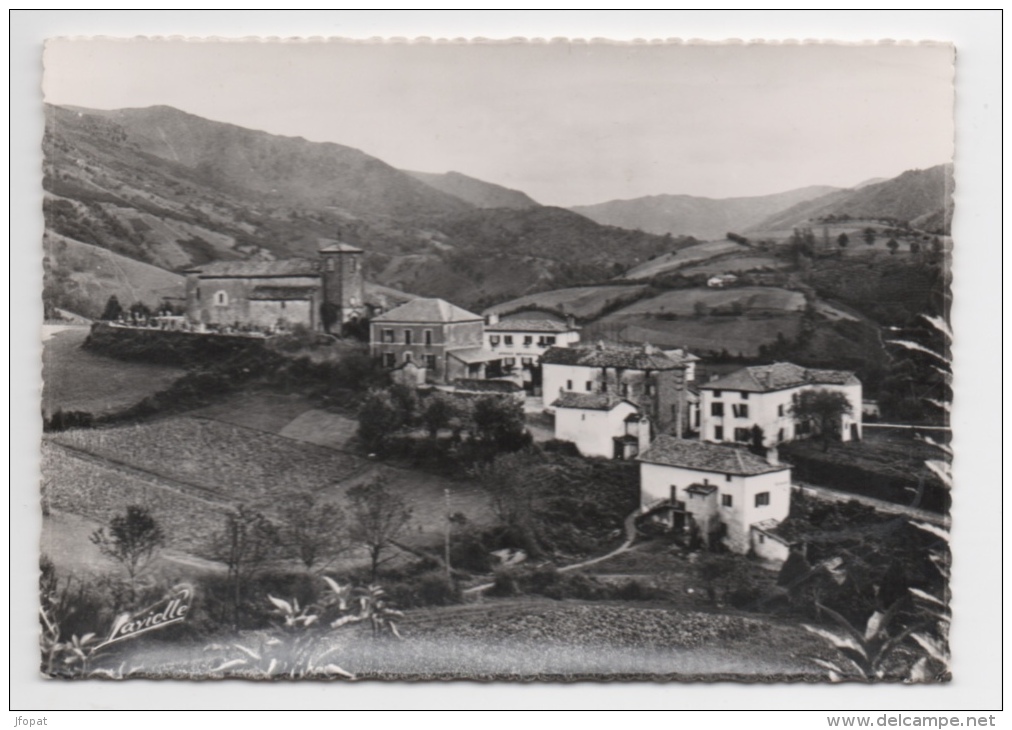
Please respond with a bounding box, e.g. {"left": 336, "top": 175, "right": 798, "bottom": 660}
{"left": 601, "top": 382, "right": 608, "bottom": 393}
{"left": 424, "top": 329, "right": 433, "bottom": 346}
{"left": 713, "top": 390, "right": 722, "bottom": 398}
{"left": 566, "top": 380, "right": 573, "bottom": 390}
{"left": 758, "top": 534, "right": 766, "bottom": 544}
{"left": 489, "top": 335, "right": 500, "bottom": 346}
{"left": 326, "top": 259, "right": 336, "bottom": 272}
{"left": 214, "top": 290, "right": 229, "bottom": 307}
{"left": 382, "top": 353, "right": 396, "bottom": 368}
{"left": 711, "top": 402, "right": 724, "bottom": 417}
{"left": 755, "top": 492, "right": 770, "bottom": 507}
{"left": 521, "top": 357, "right": 533, "bottom": 366}
{"left": 350, "top": 258, "right": 358, "bottom": 273}
{"left": 721, "top": 494, "right": 733, "bottom": 507}
{"left": 646, "top": 384, "right": 656, "bottom": 396}
{"left": 734, "top": 427, "right": 750, "bottom": 442}
{"left": 714, "top": 426, "right": 724, "bottom": 441}
{"left": 741, "top": 392, "right": 749, "bottom": 400}
{"left": 404, "top": 330, "right": 412, "bottom": 345}
{"left": 732, "top": 403, "right": 749, "bottom": 418}
{"left": 382, "top": 328, "right": 395, "bottom": 344}
{"left": 404, "top": 352, "right": 413, "bottom": 363}
{"left": 621, "top": 383, "right": 630, "bottom": 396}
{"left": 523, "top": 335, "right": 533, "bottom": 346}
{"left": 725, "top": 474, "right": 732, "bottom": 482}
{"left": 503, "top": 335, "right": 513, "bottom": 346}
{"left": 585, "top": 381, "right": 593, "bottom": 392}
{"left": 545, "top": 336, "right": 556, "bottom": 346}
{"left": 778, "top": 428, "right": 785, "bottom": 443}
{"left": 195, "top": 287, "right": 201, "bottom": 301}
{"left": 777, "top": 404, "right": 785, "bottom": 417}
{"left": 425, "top": 354, "right": 437, "bottom": 370}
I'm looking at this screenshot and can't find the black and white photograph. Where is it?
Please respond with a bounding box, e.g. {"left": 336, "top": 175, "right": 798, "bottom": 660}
{"left": 35, "top": 34, "right": 961, "bottom": 686}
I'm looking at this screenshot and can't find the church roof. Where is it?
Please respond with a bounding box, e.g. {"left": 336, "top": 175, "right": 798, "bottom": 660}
{"left": 701, "top": 362, "right": 860, "bottom": 392}
{"left": 187, "top": 259, "right": 319, "bottom": 278}
{"left": 638, "top": 435, "right": 787, "bottom": 476}
{"left": 249, "top": 285, "right": 317, "bottom": 301}
{"left": 372, "top": 297, "right": 482, "bottom": 324}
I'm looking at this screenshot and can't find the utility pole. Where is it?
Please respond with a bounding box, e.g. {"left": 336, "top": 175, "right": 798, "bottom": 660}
{"left": 444, "top": 488, "right": 452, "bottom": 582}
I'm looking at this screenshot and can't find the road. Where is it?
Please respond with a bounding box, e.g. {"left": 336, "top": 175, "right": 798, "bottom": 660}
{"left": 793, "top": 481, "right": 950, "bottom": 527}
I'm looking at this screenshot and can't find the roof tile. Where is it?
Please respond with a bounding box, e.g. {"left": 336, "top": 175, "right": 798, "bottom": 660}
{"left": 638, "top": 435, "right": 788, "bottom": 476}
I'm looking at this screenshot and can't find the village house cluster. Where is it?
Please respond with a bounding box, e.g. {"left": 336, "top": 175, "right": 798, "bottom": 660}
{"left": 182, "top": 243, "right": 863, "bottom": 559}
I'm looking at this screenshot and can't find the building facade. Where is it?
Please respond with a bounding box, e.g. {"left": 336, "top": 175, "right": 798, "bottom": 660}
{"left": 370, "top": 298, "right": 496, "bottom": 384}
{"left": 541, "top": 342, "right": 693, "bottom": 434}
{"left": 638, "top": 435, "right": 791, "bottom": 554}
{"left": 698, "top": 362, "right": 862, "bottom": 447}
{"left": 184, "top": 239, "right": 382, "bottom": 332}
{"left": 551, "top": 392, "right": 646, "bottom": 459}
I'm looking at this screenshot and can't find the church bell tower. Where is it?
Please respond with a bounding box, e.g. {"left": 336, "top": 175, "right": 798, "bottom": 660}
{"left": 319, "top": 238, "right": 365, "bottom": 331}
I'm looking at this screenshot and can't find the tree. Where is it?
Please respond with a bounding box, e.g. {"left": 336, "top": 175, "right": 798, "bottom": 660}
{"left": 421, "top": 392, "right": 459, "bottom": 439}
{"left": 211, "top": 505, "right": 280, "bottom": 629}
{"left": 693, "top": 300, "right": 709, "bottom": 318}
{"left": 357, "top": 388, "right": 406, "bottom": 453}
{"left": 471, "top": 395, "right": 528, "bottom": 451}
{"left": 346, "top": 479, "right": 413, "bottom": 581}
{"left": 468, "top": 450, "right": 548, "bottom": 557}
{"left": 862, "top": 227, "right": 877, "bottom": 246}
{"left": 100, "top": 295, "right": 123, "bottom": 321}
{"left": 887, "top": 238, "right": 900, "bottom": 255}
{"left": 89, "top": 505, "right": 165, "bottom": 602}
{"left": 790, "top": 389, "right": 854, "bottom": 452}
{"left": 836, "top": 232, "right": 849, "bottom": 249}
{"left": 279, "top": 492, "right": 350, "bottom": 571}
{"left": 319, "top": 302, "right": 340, "bottom": 334}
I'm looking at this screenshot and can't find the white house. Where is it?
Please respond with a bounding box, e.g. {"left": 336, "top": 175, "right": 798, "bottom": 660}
{"left": 638, "top": 435, "right": 791, "bottom": 554}
{"left": 483, "top": 312, "right": 581, "bottom": 368}
{"left": 551, "top": 392, "right": 647, "bottom": 459}
{"left": 541, "top": 342, "right": 694, "bottom": 434}
{"left": 707, "top": 274, "right": 738, "bottom": 289}
{"left": 698, "top": 362, "right": 862, "bottom": 448}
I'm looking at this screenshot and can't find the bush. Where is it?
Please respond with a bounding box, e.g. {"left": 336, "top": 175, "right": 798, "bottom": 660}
{"left": 488, "top": 567, "right": 521, "bottom": 597}
{"left": 542, "top": 439, "right": 581, "bottom": 457}
{"left": 384, "top": 570, "right": 461, "bottom": 609}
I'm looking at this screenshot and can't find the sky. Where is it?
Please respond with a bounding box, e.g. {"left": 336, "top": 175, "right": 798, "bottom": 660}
{"left": 43, "top": 39, "right": 954, "bottom": 207}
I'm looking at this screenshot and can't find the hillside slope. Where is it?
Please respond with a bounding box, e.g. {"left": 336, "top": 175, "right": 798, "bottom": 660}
{"left": 405, "top": 170, "right": 540, "bottom": 209}
{"left": 43, "top": 104, "right": 674, "bottom": 312}
{"left": 749, "top": 164, "right": 954, "bottom": 235}
{"left": 570, "top": 186, "right": 838, "bottom": 240}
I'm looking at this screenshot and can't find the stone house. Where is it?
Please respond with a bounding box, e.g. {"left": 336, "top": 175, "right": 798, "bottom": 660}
{"left": 183, "top": 239, "right": 388, "bottom": 332}
{"left": 551, "top": 392, "right": 648, "bottom": 460}
{"left": 698, "top": 361, "right": 862, "bottom": 447}
{"left": 541, "top": 342, "right": 694, "bottom": 434}
{"left": 370, "top": 298, "right": 499, "bottom": 384}
{"left": 637, "top": 434, "right": 791, "bottom": 554}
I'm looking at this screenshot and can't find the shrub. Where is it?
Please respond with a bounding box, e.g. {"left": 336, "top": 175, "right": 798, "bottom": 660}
{"left": 488, "top": 567, "right": 521, "bottom": 597}
{"left": 384, "top": 570, "right": 461, "bottom": 609}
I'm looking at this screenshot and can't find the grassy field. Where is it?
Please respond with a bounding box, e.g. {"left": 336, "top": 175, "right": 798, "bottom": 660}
{"left": 622, "top": 241, "right": 746, "bottom": 280}
{"left": 484, "top": 284, "right": 650, "bottom": 320}
{"left": 42, "top": 325, "right": 184, "bottom": 417}
{"left": 611, "top": 286, "right": 805, "bottom": 316}
{"left": 585, "top": 314, "right": 803, "bottom": 356}
{"left": 680, "top": 254, "right": 786, "bottom": 277}
{"left": 50, "top": 417, "right": 366, "bottom": 501}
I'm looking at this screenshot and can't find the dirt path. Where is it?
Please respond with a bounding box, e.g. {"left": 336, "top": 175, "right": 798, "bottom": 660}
{"left": 463, "top": 504, "right": 646, "bottom": 595}
{"left": 794, "top": 482, "right": 949, "bottom": 527}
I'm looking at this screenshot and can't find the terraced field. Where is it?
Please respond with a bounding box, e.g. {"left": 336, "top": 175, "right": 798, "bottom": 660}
{"left": 484, "top": 284, "right": 650, "bottom": 320}
{"left": 622, "top": 241, "right": 746, "bottom": 280}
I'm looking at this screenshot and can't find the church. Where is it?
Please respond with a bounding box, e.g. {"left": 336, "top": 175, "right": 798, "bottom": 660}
{"left": 184, "top": 239, "right": 395, "bottom": 333}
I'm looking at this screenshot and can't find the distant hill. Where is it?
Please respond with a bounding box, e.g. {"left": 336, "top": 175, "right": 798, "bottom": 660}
{"left": 43, "top": 231, "right": 186, "bottom": 318}
{"left": 570, "top": 186, "right": 839, "bottom": 240}
{"left": 43, "top": 104, "right": 673, "bottom": 312}
{"left": 55, "top": 104, "right": 472, "bottom": 218}
{"left": 405, "top": 170, "right": 540, "bottom": 209}
{"left": 749, "top": 164, "right": 954, "bottom": 235}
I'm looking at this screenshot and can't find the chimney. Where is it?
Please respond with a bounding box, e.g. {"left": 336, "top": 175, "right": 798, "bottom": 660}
{"left": 566, "top": 314, "right": 576, "bottom": 330}
{"left": 486, "top": 312, "right": 499, "bottom": 325}
{"left": 638, "top": 414, "right": 652, "bottom": 456}
{"left": 766, "top": 446, "right": 779, "bottom": 466}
